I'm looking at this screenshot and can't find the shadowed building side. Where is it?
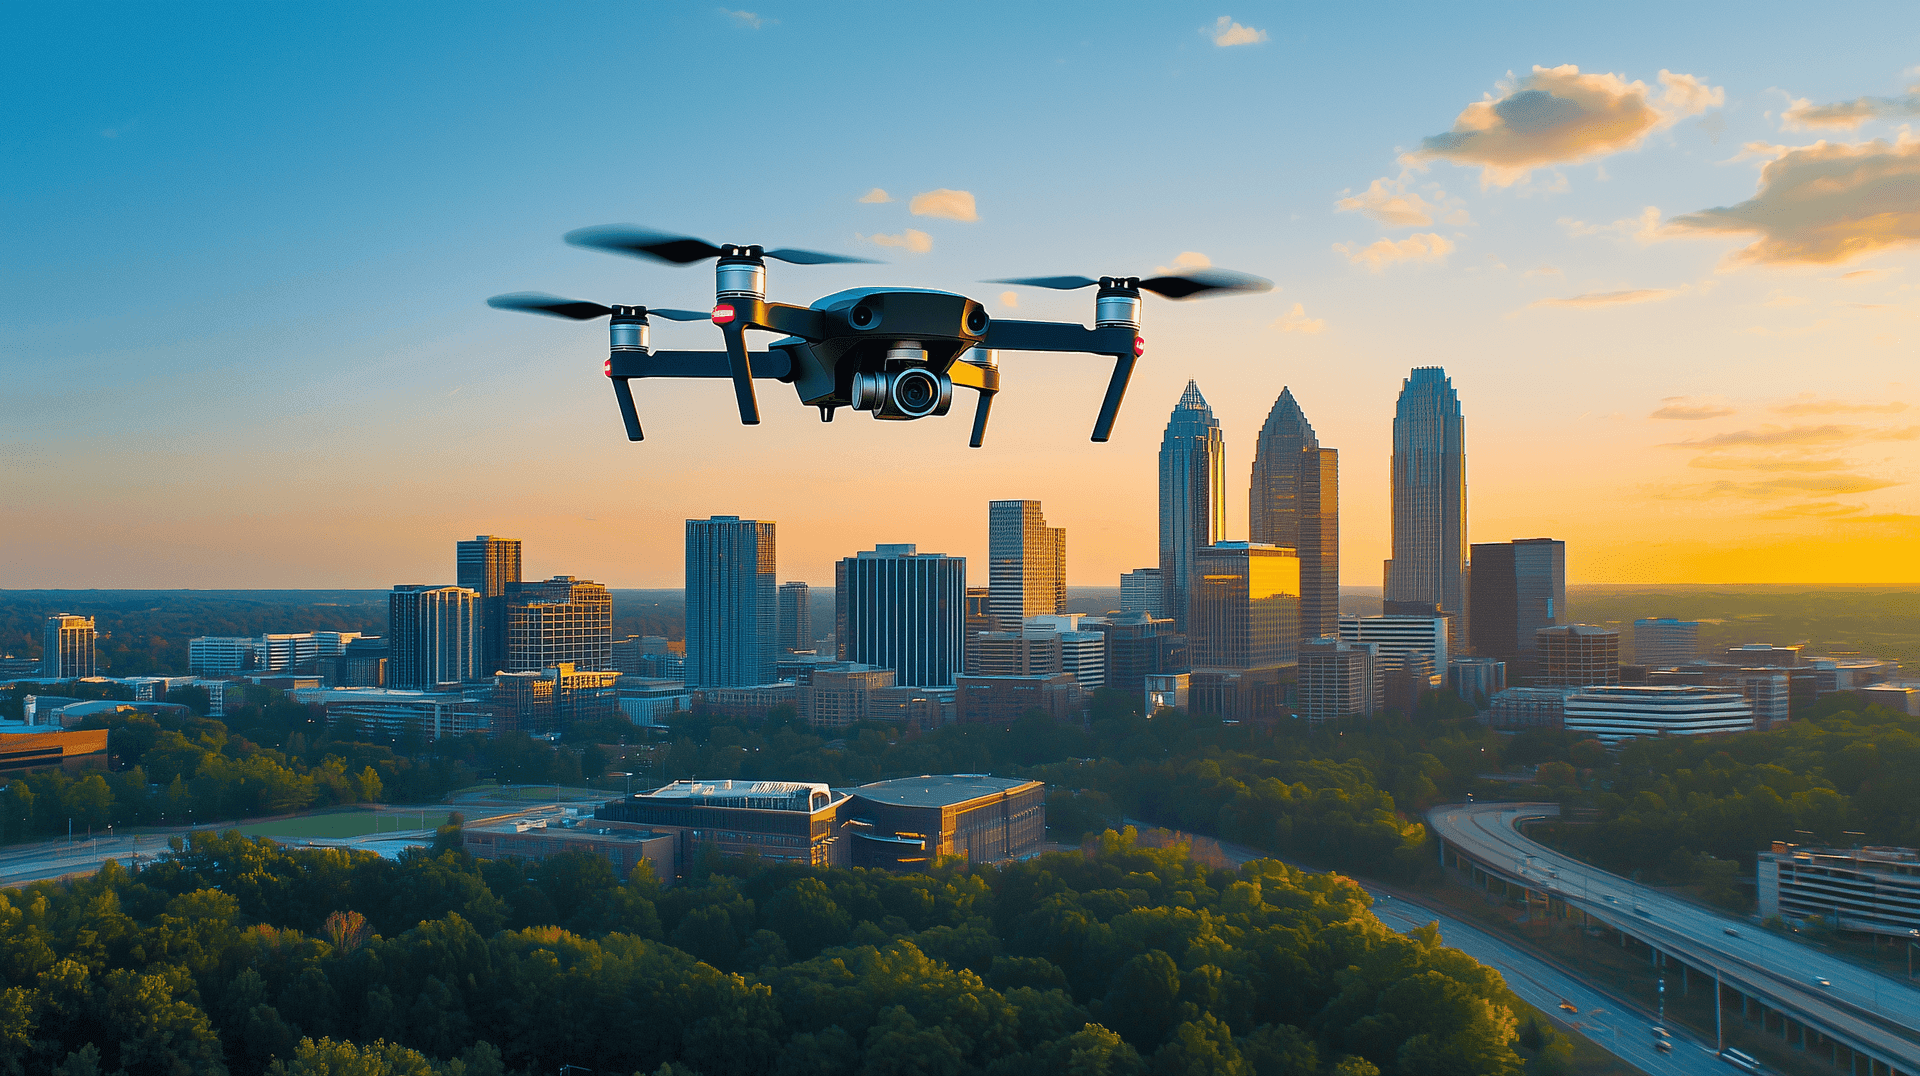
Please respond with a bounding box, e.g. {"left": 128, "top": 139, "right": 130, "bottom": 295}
{"left": 1250, "top": 387, "right": 1339, "bottom": 642}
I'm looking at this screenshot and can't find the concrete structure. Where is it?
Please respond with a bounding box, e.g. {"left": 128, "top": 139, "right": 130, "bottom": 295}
{"left": 1085, "top": 612, "right": 1184, "bottom": 696}
{"left": 492, "top": 663, "right": 620, "bottom": 734}
{"left": 1189, "top": 667, "right": 1293, "bottom": 723}
{"left": 616, "top": 678, "right": 690, "bottom": 727}
{"left": 42, "top": 615, "right": 96, "bottom": 679}
{"left": 970, "top": 629, "right": 1062, "bottom": 678}
{"left": 843, "top": 775, "right": 1045, "bottom": 869}
{"left": 387, "top": 585, "right": 479, "bottom": 690}
{"left": 1727, "top": 643, "right": 1802, "bottom": 668}
{"left": 1816, "top": 658, "right": 1898, "bottom": 693}
{"left": 1338, "top": 615, "right": 1449, "bottom": 697}
{"left": 189, "top": 636, "right": 255, "bottom": 675}
{"left": 1562, "top": 684, "right": 1752, "bottom": 745}
{"left": 796, "top": 663, "right": 896, "bottom": 730}
{"left": 1759, "top": 844, "right": 1920, "bottom": 939}
{"left": 1487, "top": 686, "right": 1575, "bottom": 731}
{"left": 254, "top": 633, "right": 322, "bottom": 673}
{"left": 318, "top": 636, "right": 388, "bottom": 687}
{"left": 1726, "top": 667, "right": 1792, "bottom": 730}
{"left": 465, "top": 810, "right": 675, "bottom": 881}
{"left": 1025, "top": 614, "right": 1105, "bottom": 689}
{"left": 777, "top": 581, "right": 812, "bottom": 653}
{"left": 457, "top": 534, "right": 522, "bottom": 678}
{"left": 1119, "top": 568, "right": 1165, "bottom": 618}
{"left": 954, "top": 674, "right": 1084, "bottom": 726}
{"left": 1633, "top": 618, "right": 1700, "bottom": 666}
{"left": 686, "top": 515, "right": 778, "bottom": 689}
{"left": 1189, "top": 542, "right": 1301, "bottom": 672}
{"left": 1468, "top": 538, "right": 1564, "bottom": 677}
{"left": 1297, "top": 637, "right": 1377, "bottom": 723}
{"left": 1863, "top": 684, "right": 1920, "bottom": 717}
{"left": 695, "top": 682, "right": 795, "bottom": 719}
{"left": 1158, "top": 380, "right": 1225, "bottom": 631}
{"left": 1534, "top": 624, "right": 1620, "bottom": 688}
{"left": 0, "top": 729, "right": 109, "bottom": 776}
{"left": 835, "top": 543, "right": 966, "bottom": 687}
{"left": 293, "top": 687, "right": 495, "bottom": 739}
{"left": 1144, "top": 673, "right": 1189, "bottom": 714}
{"left": 1448, "top": 656, "right": 1507, "bottom": 705}
{"left": 988, "top": 500, "right": 1065, "bottom": 626}
{"left": 1384, "top": 368, "right": 1467, "bottom": 649}
{"left": 506, "top": 575, "right": 613, "bottom": 673}
{"left": 1249, "top": 387, "right": 1339, "bottom": 642}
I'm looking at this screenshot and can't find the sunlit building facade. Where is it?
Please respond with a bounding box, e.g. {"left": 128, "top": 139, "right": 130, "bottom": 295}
{"left": 1188, "top": 543, "right": 1301, "bottom": 671}
{"left": 1158, "top": 381, "right": 1226, "bottom": 632}
{"left": 387, "top": 585, "right": 478, "bottom": 689}
{"left": 506, "top": 576, "right": 613, "bottom": 673}
{"left": 1250, "top": 387, "right": 1339, "bottom": 641}
{"left": 1534, "top": 624, "right": 1620, "bottom": 688}
{"left": 457, "top": 535, "right": 522, "bottom": 677}
{"left": 41, "top": 615, "right": 96, "bottom": 680}
{"left": 989, "top": 500, "right": 1065, "bottom": 626}
{"left": 778, "top": 581, "right": 812, "bottom": 653}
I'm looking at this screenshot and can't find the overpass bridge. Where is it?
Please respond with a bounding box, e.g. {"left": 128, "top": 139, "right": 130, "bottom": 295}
{"left": 1432, "top": 802, "right": 1920, "bottom": 1076}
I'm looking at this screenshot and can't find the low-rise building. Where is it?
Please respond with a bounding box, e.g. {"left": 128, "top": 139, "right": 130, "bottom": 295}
{"left": 0, "top": 728, "right": 109, "bottom": 775}
{"left": 493, "top": 663, "right": 620, "bottom": 734}
{"left": 1562, "top": 684, "right": 1752, "bottom": 745}
{"left": 617, "top": 678, "right": 690, "bottom": 727}
{"left": 1758, "top": 843, "right": 1920, "bottom": 938}
{"left": 1144, "top": 673, "right": 1189, "bottom": 714}
{"left": 464, "top": 810, "right": 676, "bottom": 881}
{"left": 1488, "top": 686, "right": 1576, "bottom": 731}
{"left": 695, "top": 682, "right": 795, "bottom": 719}
{"left": 1448, "top": 657, "right": 1506, "bottom": 705}
{"left": 795, "top": 663, "right": 895, "bottom": 730}
{"left": 597, "top": 779, "right": 850, "bottom": 869}
{"left": 954, "top": 674, "right": 1084, "bottom": 726}
{"left": 1297, "top": 638, "right": 1376, "bottom": 724}
{"left": 293, "top": 687, "right": 497, "bottom": 739}
{"left": 1862, "top": 685, "right": 1920, "bottom": 717}
{"left": 843, "top": 775, "right": 1045, "bottom": 869}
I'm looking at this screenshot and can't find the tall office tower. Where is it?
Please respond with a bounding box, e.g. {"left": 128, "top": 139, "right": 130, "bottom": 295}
{"left": 1385, "top": 367, "right": 1467, "bottom": 646}
{"left": 1534, "top": 625, "right": 1620, "bottom": 688}
{"left": 1250, "top": 387, "right": 1340, "bottom": 641}
{"left": 964, "top": 587, "right": 994, "bottom": 673}
{"left": 41, "top": 615, "right": 97, "bottom": 679}
{"left": 457, "top": 535, "right": 522, "bottom": 676}
{"left": 1119, "top": 569, "right": 1165, "bottom": 617}
{"left": 1467, "top": 538, "right": 1565, "bottom": 677}
{"left": 1298, "top": 637, "right": 1379, "bottom": 723}
{"left": 1633, "top": 618, "right": 1700, "bottom": 667}
{"left": 388, "top": 585, "right": 478, "bottom": 689}
{"left": 506, "top": 576, "right": 614, "bottom": 672}
{"left": 778, "top": 582, "right": 813, "bottom": 653}
{"left": 989, "top": 500, "right": 1064, "bottom": 625}
{"left": 835, "top": 544, "right": 966, "bottom": 687}
{"left": 685, "top": 516, "right": 778, "bottom": 689}
{"left": 1158, "top": 381, "right": 1226, "bottom": 631}
{"left": 1188, "top": 543, "right": 1301, "bottom": 670}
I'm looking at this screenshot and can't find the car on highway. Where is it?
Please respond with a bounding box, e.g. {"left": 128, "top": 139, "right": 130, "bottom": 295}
{"left": 1558, "top": 1000, "right": 1578, "bottom": 1013}
{"left": 1815, "top": 976, "right": 1832, "bottom": 987}
{"left": 1634, "top": 904, "right": 1650, "bottom": 916}
{"left": 1651, "top": 1026, "right": 1669, "bottom": 1039}
{"left": 1655, "top": 1037, "right": 1674, "bottom": 1052}
{"left": 1724, "top": 927, "right": 1740, "bottom": 937}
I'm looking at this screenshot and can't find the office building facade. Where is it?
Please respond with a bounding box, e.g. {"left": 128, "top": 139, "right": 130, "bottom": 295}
{"left": 1448, "top": 656, "right": 1507, "bottom": 705}
{"left": 506, "top": 575, "right": 613, "bottom": 672}
{"left": 988, "top": 500, "right": 1064, "bottom": 626}
{"left": 456, "top": 535, "right": 522, "bottom": 677}
{"left": 1297, "top": 637, "right": 1377, "bottom": 724}
{"left": 1158, "top": 381, "right": 1226, "bottom": 631}
{"left": 1633, "top": 618, "right": 1700, "bottom": 666}
{"left": 685, "top": 516, "right": 778, "bottom": 689}
{"left": 778, "top": 581, "right": 813, "bottom": 653}
{"left": 955, "top": 674, "right": 1085, "bottom": 725}
{"left": 1534, "top": 625, "right": 1620, "bottom": 688}
{"left": 1760, "top": 844, "right": 1920, "bottom": 939}
{"left": 1026, "top": 614, "right": 1106, "bottom": 689}
{"left": 1337, "top": 615, "right": 1449, "bottom": 677}
{"left": 1562, "top": 685, "right": 1752, "bottom": 744}
{"left": 1087, "top": 612, "right": 1186, "bottom": 695}
{"left": 1189, "top": 543, "right": 1301, "bottom": 671}
{"left": 835, "top": 544, "right": 965, "bottom": 687}
{"left": 189, "top": 636, "right": 255, "bottom": 675}
{"left": 1468, "top": 538, "right": 1565, "bottom": 677}
{"left": 41, "top": 615, "right": 96, "bottom": 680}
{"left": 1385, "top": 367, "right": 1467, "bottom": 646}
{"left": 387, "top": 586, "right": 479, "bottom": 690}
{"left": 492, "top": 662, "right": 620, "bottom": 734}
{"left": 1250, "top": 387, "right": 1339, "bottom": 641}
{"left": 1120, "top": 569, "right": 1166, "bottom": 618}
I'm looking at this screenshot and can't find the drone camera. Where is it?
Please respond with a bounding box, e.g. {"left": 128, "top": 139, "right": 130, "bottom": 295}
{"left": 965, "top": 307, "right": 989, "bottom": 334}
{"left": 851, "top": 366, "right": 954, "bottom": 421}
{"left": 849, "top": 303, "right": 879, "bottom": 329}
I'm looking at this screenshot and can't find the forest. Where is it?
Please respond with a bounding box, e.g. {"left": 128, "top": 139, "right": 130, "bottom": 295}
{"left": 0, "top": 825, "right": 1554, "bottom": 1076}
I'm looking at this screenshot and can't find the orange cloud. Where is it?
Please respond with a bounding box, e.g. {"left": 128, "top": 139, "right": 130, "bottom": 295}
{"left": 1271, "top": 303, "right": 1326, "bottom": 334}
{"left": 1336, "top": 178, "right": 1436, "bottom": 226}
{"left": 1333, "top": 232, "right": 1453, "bottom": 271}
{"left": 860, "top": 230, "right": 932, "bottom": 254}
{"left": 1773, "top": 396, "right": 1908, "bottom": 415}
{"left": 1783, "top": 92, "right": 1920, "bottom": 131}
{"left": 1665, "top": 424, "right": 1854, "bottom": 448}
{"left": 908, "top": 189, "right": 978, "bottom": 222}
{"left": 1652, "top": 397, "right": 1734, "bottom": 420}
{"left": 1671, "top": 135, "right": 1920, "bottom": 265}
{"left": 1533, "top": 287, "right": 1683, "bottom": 309}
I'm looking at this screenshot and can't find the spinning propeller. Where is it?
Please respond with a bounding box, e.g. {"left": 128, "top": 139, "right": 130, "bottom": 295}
{"left": 989, "top": 267, "right": 1273, "bottom": 299}
{"left": 486, "top": 292, "right": 707, "bottom": 321}
{"left": 563, "top": 225, "right": 877, "bottom": 266}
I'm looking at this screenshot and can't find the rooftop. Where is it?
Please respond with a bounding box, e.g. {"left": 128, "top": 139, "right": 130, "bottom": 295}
{"left": 853, "top": 774, "right": 1040, "bottom": 809}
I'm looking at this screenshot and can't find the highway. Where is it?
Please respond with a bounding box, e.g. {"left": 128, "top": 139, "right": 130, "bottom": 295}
{"left": 1433, "top": 802, "right": 1920, "bottom": 1073}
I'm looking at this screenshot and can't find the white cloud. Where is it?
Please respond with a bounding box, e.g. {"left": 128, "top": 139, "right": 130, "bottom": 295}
{"left": 1155, "top": 252, "right": 1211, "bottom": 274}
{"left": 998, "top": 291, "right": 1019, "bottom": 310}
{"left": 1206, "top": 16, "right": 1267, "bottom": 46}
{"left": 908, "top": 189, "right": 978, "bottom": 221}
{"left": 1336, "top": 177, "right": 1435, "bottom": 226}
{"left": 1332, "top": 232, "right": 1454, "bottom": 272}
{"left": 1558, "top": 205, "right": 1668, "bottom": 244}
{"left": 1271, "top": 303, "right": 1326, "bottom": 334}
{"left": 1783, "top": 90, "right": 1920, "bottom": 131}
{"left": 720, "top": 9, "right": 770, "bottom": 29}
{"left": 858, "top": 188, "right": 892, "bottom": 204}
{"left": 1530, "top": 286, "right": 1687, "bottom": 309}
{"left": 1671, "top": 134, "right": 1920, "bottom": 266}
{"left": 1405, "top": 65, "right": 1724, "bottom": 187}
{"left": 860, "top": 230, "right": 933, "bottom": 254}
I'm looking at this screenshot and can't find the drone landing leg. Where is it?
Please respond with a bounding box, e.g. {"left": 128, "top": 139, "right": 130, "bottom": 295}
{"left": 1091, "top": 352, "right": 1136, "bottom": 442}
{"left": 610, "top": 378, "right": 644, "bottom": 441}
{"left": 968, "top": 391, "right": 994, "bottom": 448}
{"left": 718, "top": 324, "right": 761, "bottom": 424}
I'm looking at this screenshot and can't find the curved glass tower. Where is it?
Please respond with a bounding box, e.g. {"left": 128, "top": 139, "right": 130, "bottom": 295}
{"left": 1157, "top": 380, "right": 1225, "bottom": 631}
{"left": 1250, "top": 387, "right": 1339, "bottom": 642}
{"left": 1386, "top": 367, "right": 1467, "bottom": 645}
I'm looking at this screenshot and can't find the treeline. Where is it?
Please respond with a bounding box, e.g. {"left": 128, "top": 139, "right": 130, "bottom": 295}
{"left": 0, "top": 828, "right": 1548, "bottom": 1075}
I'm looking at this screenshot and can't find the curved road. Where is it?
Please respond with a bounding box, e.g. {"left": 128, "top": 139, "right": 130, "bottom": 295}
{"left": 1433, "top": 802, "right": 1920, "bottom": 1071}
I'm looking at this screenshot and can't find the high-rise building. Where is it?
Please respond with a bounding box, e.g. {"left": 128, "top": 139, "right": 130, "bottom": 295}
{"left": 1026, "top": 615, "right": 1106, "bottom": 689}
{"left": 1468, "top": 538, "right": 1565, "bottom": 677}
{"left": 835, "top": 544, "right": 966, "bottom": 687}
{"left": 686, "top": 516, "right": 778, "bottom": 689}
{"left": 1158, "top": 381, "right": 1226, "bottom": 631}
{"left": 1250, "top": 387, "right": 1340, "bottom": 641}
{"left": 457, "top": 535, "right": 522, "bottom": 677}
{"left": 1119, "top": 569, "right": 1165, "bottom": 618}
{"left": 989, "top": 500, "right": 1064, "bottom": 626}
{"left": 778, "top": 582, "right": 813, "bottom": 653}
{"left": 1188, "top": 543, "right": 1301, "bottom": 671}
{"left": 507, "top": 576, "right": 613, "bottom": 672}
{"left": 1534, "top": 625, "right": 1620, "bottom": 688}
{"left": 1338, "top": 614, "right": 1449, "bottom": 686}
{"left": 41, "top": 615, "right": 96, "bottom": 679}
{"left": 1633, "top": 618, "right": 1700, "bottom": 667}
{"left": 189, "top": 636, "right": 254, "bottom": 675}
{"left": 1385, "top": 368, "right": 1467, "bottom": 647}
{"left": 964, "top": 587, "right": 993, "bottom": 673}
{"left": 388, "top": 585, "right": 478, "bottom": 689}
{"left": 1297, "top": 637, "right": 1378, "bottom": 724}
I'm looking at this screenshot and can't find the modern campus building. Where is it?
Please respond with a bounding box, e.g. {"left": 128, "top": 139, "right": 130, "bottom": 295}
{"left": 1487, "top": 686, "right": 1576, "bottom": 731}
{"left": 1384, "top": 367, "right": 1467, "bottom": 648}
{"left": 1119, "top": 568, "right": 1166, "bottom": 618}
{"left": 1468, "top": 538, "right": 1565, "bottom": 677}
{"left": 1758, "top": 844, "right": 1920, "bottom": 938}
{"left": 41, "top": 615, "right": 96, "bottom": 679}
{"left": 189, "top": 635, "right": 256, "bottom": 675}
{"left": 988, "top": 500, "right": 1065, "bottom": 627}
{"left": 777, "top": 581, "right": 812, "bottom": 653}
{"left": 387, "top": 585, "right": 479, "bottom": 690}
{"left": 1534, "top": 624, "right": 1620, "bottom": 688}
{"left": 292, "top": 686, "right": 496, "bottom": 739}
{"left": 457, "top": 535, "right": 522, "bottom": 677}
{"left": 1561, "top": 684, "right": 1753, "bottom": 744}
{"left": 795, "top": 663, "right": 896, "bottom": 729}
{"left": 835, "top": 543, "right": 966, "bottom": 687}
{"left": 506, "top": 575, "right": 613, "bottom": 672}
{"left": 1249, "top": 387, "right": 1339, "bottom": 641}
{"left": 685, "top": 515, "right": 778, "bottom": 689}
{"left": 1633, "top": 618, "right": 1700, "bottom": 666}
{"left": 1296, "top": 637, "right": 1377, "bottom": 723}
{"left": 1158, "top": 381, "right": 1226, "bottom": 631}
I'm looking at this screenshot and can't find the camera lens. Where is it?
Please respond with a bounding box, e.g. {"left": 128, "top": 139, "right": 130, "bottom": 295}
{"left": 897, "top": 372, "right": 933, "bottom": 410}
{"left": 850, "top": 305, "right": 874, "bottom": 328}
{"left": 966, "top": 308, "right": 988, "bottom": 333}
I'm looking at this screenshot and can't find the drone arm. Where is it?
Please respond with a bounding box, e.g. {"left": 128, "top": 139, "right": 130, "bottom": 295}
{"left": 944, "top": 357, "right": 1002, "bottom": 449}
{"left": 983, "top": 321, "right": 1140, "bottom": 442}
{"left": 609, "top": 350, "right": 793, "bottom": 379}
{"left": 1091, "top": 353, "right": 1136, "bottom": 443}
{"left": 757, "top": 302, "right": 826, "bottom": 340}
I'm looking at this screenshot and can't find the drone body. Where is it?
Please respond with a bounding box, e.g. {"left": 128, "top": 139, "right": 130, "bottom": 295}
{"left": 488, "top": 226, "right": 1269, "bottom": 446}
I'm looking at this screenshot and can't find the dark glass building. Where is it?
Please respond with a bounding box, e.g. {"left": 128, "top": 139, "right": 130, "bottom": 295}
{"left": 456, "top": 535, "right": 521, "bottom": 677}
{"left": 1250, "top": 387, "right": 1339, "bottom": 641}
{"left": 1188, "top": 542, "right": 1301, "bottom": 671}
{"left": 778, "top": 581, "right": 812, "bottom": 653}
{"left": 1385, "top": 368, "right": 1467, "bottom": 647}
{"left": 685, "top": 516, "right": 778, "bottom": 689}
{"left": 835, "top": 543, "right": 966, "bottom": 687}
{"left": 387, "top": 585, "right": 477, "bottom": 689}
{"left": 1468, "top": 538, "right": 1565, "bottom": 679}
{"left": 1158, "top": 381, "right": 1225, "bottom": 632}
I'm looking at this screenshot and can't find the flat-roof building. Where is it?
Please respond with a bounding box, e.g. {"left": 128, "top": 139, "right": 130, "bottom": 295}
{"left": 293, "top": 687, "right": 496, "bottom": 740}
{"left": 1534, "top": 625, "right": 1620, "bottom": 689}
{"left": 1297, "top": 637, "right": 1377, "bottom": 724}
{"left": 1562, "top": 685, "right": 1752, "bottom": 745}
{"left": 597, "top": 779, "right": 850, "bottom": 869}
{"left": 465, "top": 809, "right": 676, "bottom": 881}
{"left": 1633, "top": 618, "right": 1700, "bottom": 667}
{"left": 954, "top": 674, "right": 1084, "bottom": 726}
{"left": 507, "top": 576, "right": 613, "bottom": 673}
{"left": 844, "top": 775, "right": 1045, "bottom": 869}
{"left": 1759, "top": 844, "right": 1920, "bottom": 939}
{"left": 42, "top": 615, "right": 96, "bottom": 680}
{"left": 1488, "top": 686, "right": 1575, "bottom": 731}
{"left": 0, "top": 729, "right": 108, "bottom": 776}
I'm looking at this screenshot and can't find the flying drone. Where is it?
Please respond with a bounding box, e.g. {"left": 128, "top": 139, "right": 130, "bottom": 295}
{"left": 487, "top": 225, "right": 1272, "bottom": 446}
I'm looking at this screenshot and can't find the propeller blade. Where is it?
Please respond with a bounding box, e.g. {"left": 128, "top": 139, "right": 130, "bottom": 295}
{"left": 764, "top": 247, "right": 878, "bottom": 265}
{"left": 487, "top": 292, "right": 613, "bottom": 320}
{"left": 645, "top": 308, "right": 710, "bottom": 322}
{"left": 564, "top": 225, "right": 724, "bottom": 264}
{"left": 1137, "top": 268, "right": 1274, "bottom": 299}
{"left": 986, "top": 275, "right": 1100, "bottom": 291}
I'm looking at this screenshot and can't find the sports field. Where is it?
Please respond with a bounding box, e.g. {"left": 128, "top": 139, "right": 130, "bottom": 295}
{"left": 237, "top": 809, "right": 452, "bottom": 839}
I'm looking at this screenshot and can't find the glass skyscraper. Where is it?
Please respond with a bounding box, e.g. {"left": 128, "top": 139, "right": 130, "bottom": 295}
{"left": 1385, "top": 367, "right": 1467, "bottom": 646}
{"left": 1250, "top": 387, "right": 1339, "bottom": 642}
{"left": 685, "top": 516, "right": 778, "bottom": 689}
{"left": 456, "top": 535, "right": 521, "bottom": 677}
{"left": 834, "top": 544, "right": 966, "bottom": 687}
{"left": 1158, "top": 380, "right": 1225, "bottom": 631}
{"left": 778, "top": 581, "right": 812, "bottom": 653}
{"left": 988, "top": 500, "right": 1064, "bottom": 628}
{"left": 1468, "top": 538, "right": 1565, "bottom": 677}
{"left": 41, "top": 614, "right": 97, "bottom": 679}
{"left": 1188, "top": 543, "right": 1301, "bottom": 671}
{"left": 388, "top": 585, "right": 478, "bottom": 689}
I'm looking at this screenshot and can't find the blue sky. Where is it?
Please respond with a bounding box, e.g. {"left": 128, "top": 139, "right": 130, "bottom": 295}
{"left": 6, "top": 2, "right": 1918, "bottom": 588}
